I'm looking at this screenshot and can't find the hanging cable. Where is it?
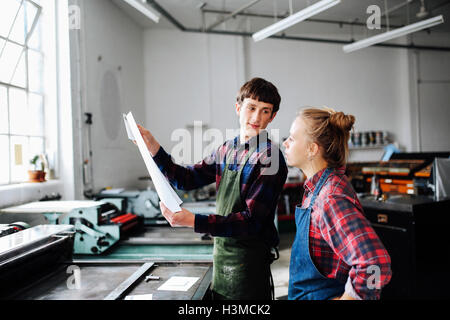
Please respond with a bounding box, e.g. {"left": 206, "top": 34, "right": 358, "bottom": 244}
{"left": 384, "top": 0, "right": 390, "bottom": 32}
{"left": 273, "top": 0, "right": 278, "bottom": 24}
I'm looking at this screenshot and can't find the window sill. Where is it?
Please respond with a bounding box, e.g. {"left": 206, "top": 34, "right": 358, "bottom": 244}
{"left": 0, "top": 180, "right": 64, "bottom": 209}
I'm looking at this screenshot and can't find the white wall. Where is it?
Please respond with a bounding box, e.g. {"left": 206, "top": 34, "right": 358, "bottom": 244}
{"left": 143, "top": 28, "right": 417, "bottom": 163}
{"left": 413, "top": 49, "right": 450, "bottom": 152}
{"left": 246, "top": 36, "right": 412, "bottom": 150}
{"left": 144, "top": 29, "right": 246, "bottom": 164}
{"left": 69, "top": 0, "right": 148, "bottom": 198}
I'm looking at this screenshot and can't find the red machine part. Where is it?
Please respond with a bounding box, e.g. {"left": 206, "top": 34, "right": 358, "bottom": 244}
{"left": 110, "top": 213, "right": 139, "bottom": 232}
{"left": 111, "top": 213, "right": 138, "bottom": 224}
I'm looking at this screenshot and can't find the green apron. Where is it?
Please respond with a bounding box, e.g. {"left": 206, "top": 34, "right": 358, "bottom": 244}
{"left": 212, "top": 144, "right": 273, "bottom": 300}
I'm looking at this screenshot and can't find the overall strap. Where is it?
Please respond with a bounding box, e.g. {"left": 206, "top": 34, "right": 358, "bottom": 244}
{"left": 224, "top": 143, "right": 257, "bottom": 170}
{"left": 307, "top": 168, "right": 333, "bottom": 210}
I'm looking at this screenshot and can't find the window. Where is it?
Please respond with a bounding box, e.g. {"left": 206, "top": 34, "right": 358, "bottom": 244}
{"left": 0, "top": 0, "right": 46, "bottom": 185}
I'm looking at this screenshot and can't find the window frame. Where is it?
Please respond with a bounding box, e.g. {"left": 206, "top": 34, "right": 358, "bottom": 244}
{"left": 0, "top": 0, "right": 47, "bottom": 186}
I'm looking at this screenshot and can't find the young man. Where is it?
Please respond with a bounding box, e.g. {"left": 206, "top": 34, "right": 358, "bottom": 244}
{"left": 138, "top": 78, "right": 288, "bottom": 300}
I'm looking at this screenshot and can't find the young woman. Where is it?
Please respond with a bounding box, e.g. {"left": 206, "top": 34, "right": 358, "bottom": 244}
{"left": 283, "top": 107, "right": 392, "bottom": 300}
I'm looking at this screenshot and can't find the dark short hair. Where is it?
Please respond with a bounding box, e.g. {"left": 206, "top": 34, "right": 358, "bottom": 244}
{"left": 236, "top": 78, "right": 281, "bottom": 114}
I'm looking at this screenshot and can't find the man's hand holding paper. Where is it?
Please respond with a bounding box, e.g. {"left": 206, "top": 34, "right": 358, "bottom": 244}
{"left": 159, "top": 202, "right": 195, "bottom": 228}
{"left": 137, "top": 124, "right": 161, "bottom": 157}
{"left": 123, "top": 112, "right": 184, "bottom": 214}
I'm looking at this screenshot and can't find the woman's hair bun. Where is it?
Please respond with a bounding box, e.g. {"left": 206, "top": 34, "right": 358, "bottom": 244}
{"left": 329, "top": 111, "right": 355, "bottom": 132}
{"left": 298, "top": 106, "right": 356, "bottom": 168}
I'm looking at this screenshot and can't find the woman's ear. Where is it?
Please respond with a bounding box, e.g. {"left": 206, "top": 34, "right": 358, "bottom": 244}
{"left": 309, "top": 142, "right": 320, "bottom": 158}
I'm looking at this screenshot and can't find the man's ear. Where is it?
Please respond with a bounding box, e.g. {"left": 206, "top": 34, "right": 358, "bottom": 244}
{"left": 269, "top": 112, "right": 277, "bottom": 123}
{"left": 236, "top": 103, "right": 241, "bottom": 116}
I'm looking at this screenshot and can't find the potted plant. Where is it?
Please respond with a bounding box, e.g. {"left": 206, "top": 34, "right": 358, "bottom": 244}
{"left": 28, "top": 155, "right": 45, "bottom": 183}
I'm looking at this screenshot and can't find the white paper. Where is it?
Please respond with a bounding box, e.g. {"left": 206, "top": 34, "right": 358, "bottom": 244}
{"left": 124, "top": 112, "right": 183, "bottom": 213}
{"left": 157, "top": 276, "right": 199, "bottom": 292}
{"left": 123, "top": 114, "right": 135, "bottom": 140}
{"left": 124, "top": 294, "right": 153, "bottom": 300}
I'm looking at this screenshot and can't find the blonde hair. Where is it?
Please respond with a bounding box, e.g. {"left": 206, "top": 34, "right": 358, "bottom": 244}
{"left": 298, "top": 107, "right": 355, "bottom": 168}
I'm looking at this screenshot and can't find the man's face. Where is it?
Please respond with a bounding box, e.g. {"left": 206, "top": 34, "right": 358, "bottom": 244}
{"left": 236, "top": 98, "right": 276, "bottom": 141}
{"left": 283, "top": 117, "right": 312, "bottom": 169}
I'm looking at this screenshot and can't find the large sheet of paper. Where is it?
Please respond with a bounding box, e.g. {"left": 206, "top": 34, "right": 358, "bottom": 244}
{"left": 157, "top": 276, "right": 199, "bottom": 292}
{"left": 124, "top": 112, "right": 182, "bottom": 213}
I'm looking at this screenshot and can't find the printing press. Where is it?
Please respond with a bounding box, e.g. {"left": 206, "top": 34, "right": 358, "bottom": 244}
{"left": 0, "top": 187, "right": 216, "bottom": 258}
{"left": 0, "top": 224, "right": 212, "bottom": 300}
{"left": 0, "top": 184, "right": 218, "bottom": 300}
{"left": 83, "top": 188, "right": 216, "bottom": 261}
{"left": 0, "top": 201, "right": 141, "bottom": 255}
{"left": 93, "top": 188, "right": 216, "bottom": 223}
{"left": 347, "top": 152, "right": 450, "bottom": 299}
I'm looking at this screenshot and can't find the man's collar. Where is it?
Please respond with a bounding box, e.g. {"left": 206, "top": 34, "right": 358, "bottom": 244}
{"left": 234, "top": 130, "right": 269, "bottom": 149}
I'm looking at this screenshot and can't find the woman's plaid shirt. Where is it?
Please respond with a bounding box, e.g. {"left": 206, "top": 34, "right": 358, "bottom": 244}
{"left": 302, "top": 167, "right": 392, "bottom": 300}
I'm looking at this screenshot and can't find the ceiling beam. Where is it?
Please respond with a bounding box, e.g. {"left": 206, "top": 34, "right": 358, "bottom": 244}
{"left": 206, "top": 0, "right": 263, "bottom": 31}
{"left": 146, "top": 0, "right": 185, "bottom": 31}
{"left": 145, "top": 1, "right": 450, "bottom": 52}
{"left": 202, "top": 8, "right": 405, "bottom": 29}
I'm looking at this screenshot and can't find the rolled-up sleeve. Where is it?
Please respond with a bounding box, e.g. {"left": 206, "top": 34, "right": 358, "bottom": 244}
{"left": 195, "top": 150, "right": 287, "bottom": 239}
{"left": 152, "top": 146, "right": 217, "bottom": 191}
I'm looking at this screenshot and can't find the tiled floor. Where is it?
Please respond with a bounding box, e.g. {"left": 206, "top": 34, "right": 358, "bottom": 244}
{"left": 271, "top": 232, "right": 296, "bottom": 300}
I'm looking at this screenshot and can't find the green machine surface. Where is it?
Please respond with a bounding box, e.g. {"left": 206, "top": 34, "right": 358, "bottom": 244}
{"left": 75, "top": 243, "right": 213, "bottom": 261}
{"left": 1, "top": 201, "right": 215, "bottom": 261}
{"left": 74, "top": 226, "right": 214, "bottom": 261}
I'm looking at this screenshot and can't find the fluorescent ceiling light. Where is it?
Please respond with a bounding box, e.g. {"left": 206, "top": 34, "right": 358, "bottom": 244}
{"left": 252, "top": 0, "right": 341, "bottom": 42}
{"left": 121, "top": 0, "right": 160, "bottom": 23}
{"left": 343, "top": 15, "right": 444, "bottom": 53}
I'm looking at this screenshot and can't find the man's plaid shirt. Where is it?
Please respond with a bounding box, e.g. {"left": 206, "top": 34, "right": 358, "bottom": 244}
{"left": 152, "top": 131, "right": 288, "bottom": 249}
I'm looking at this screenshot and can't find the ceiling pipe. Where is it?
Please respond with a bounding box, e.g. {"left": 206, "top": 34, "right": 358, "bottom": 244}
{"left": 206, "top": 0, "right": 263, "bottom": 31}
{"left": 201, "top": 28, "right": 450, "bottom": 51}
{"left": 431, "top": 0, "right": 450, "bottom": 12}
{"left": 381, "top": 0, "right": 450, "bottom": 20}
{"left": 202, "top": 8, "right": 405, "bottom": 29}
{"left": 381, "top": 0, "right": 416, "bottom": 18}
{"left": 146, "top": 0, "right": 186, "bottom": 31}
{"left": 146, "top": 0, "right": 450, "bottom": 52}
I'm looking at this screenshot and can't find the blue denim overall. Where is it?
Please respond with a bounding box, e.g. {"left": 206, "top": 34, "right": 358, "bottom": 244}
{"left": 288, "top": 168, "right": 345, "bottom": 300}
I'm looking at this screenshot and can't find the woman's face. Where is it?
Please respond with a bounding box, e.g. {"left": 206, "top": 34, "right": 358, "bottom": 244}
{"left": 283, "top": 116, "right": 312, "bottom": 169}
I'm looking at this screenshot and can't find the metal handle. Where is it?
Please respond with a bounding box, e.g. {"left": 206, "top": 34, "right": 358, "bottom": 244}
{"left": 104, "top": 262, "right": 155, "bottom": 300}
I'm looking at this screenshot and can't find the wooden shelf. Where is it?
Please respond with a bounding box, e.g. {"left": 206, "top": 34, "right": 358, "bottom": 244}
{"left": 349, "top": 144, "right": 389, "bottom": 151}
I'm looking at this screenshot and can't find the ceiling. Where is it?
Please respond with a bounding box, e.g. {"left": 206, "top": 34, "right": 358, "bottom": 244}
{"left": 114, "top": 0, "right": 450, "bottom": 44}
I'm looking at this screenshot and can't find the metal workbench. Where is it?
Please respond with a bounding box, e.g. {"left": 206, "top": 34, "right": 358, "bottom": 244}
{"left": 8, "top": 260, "right": 212, "bottom": 300}
{"left": 74, "top": 225, "right": 214, "bottom": 261}
{"left": 0, "top": 224, "right": 213, "bottom": 300}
